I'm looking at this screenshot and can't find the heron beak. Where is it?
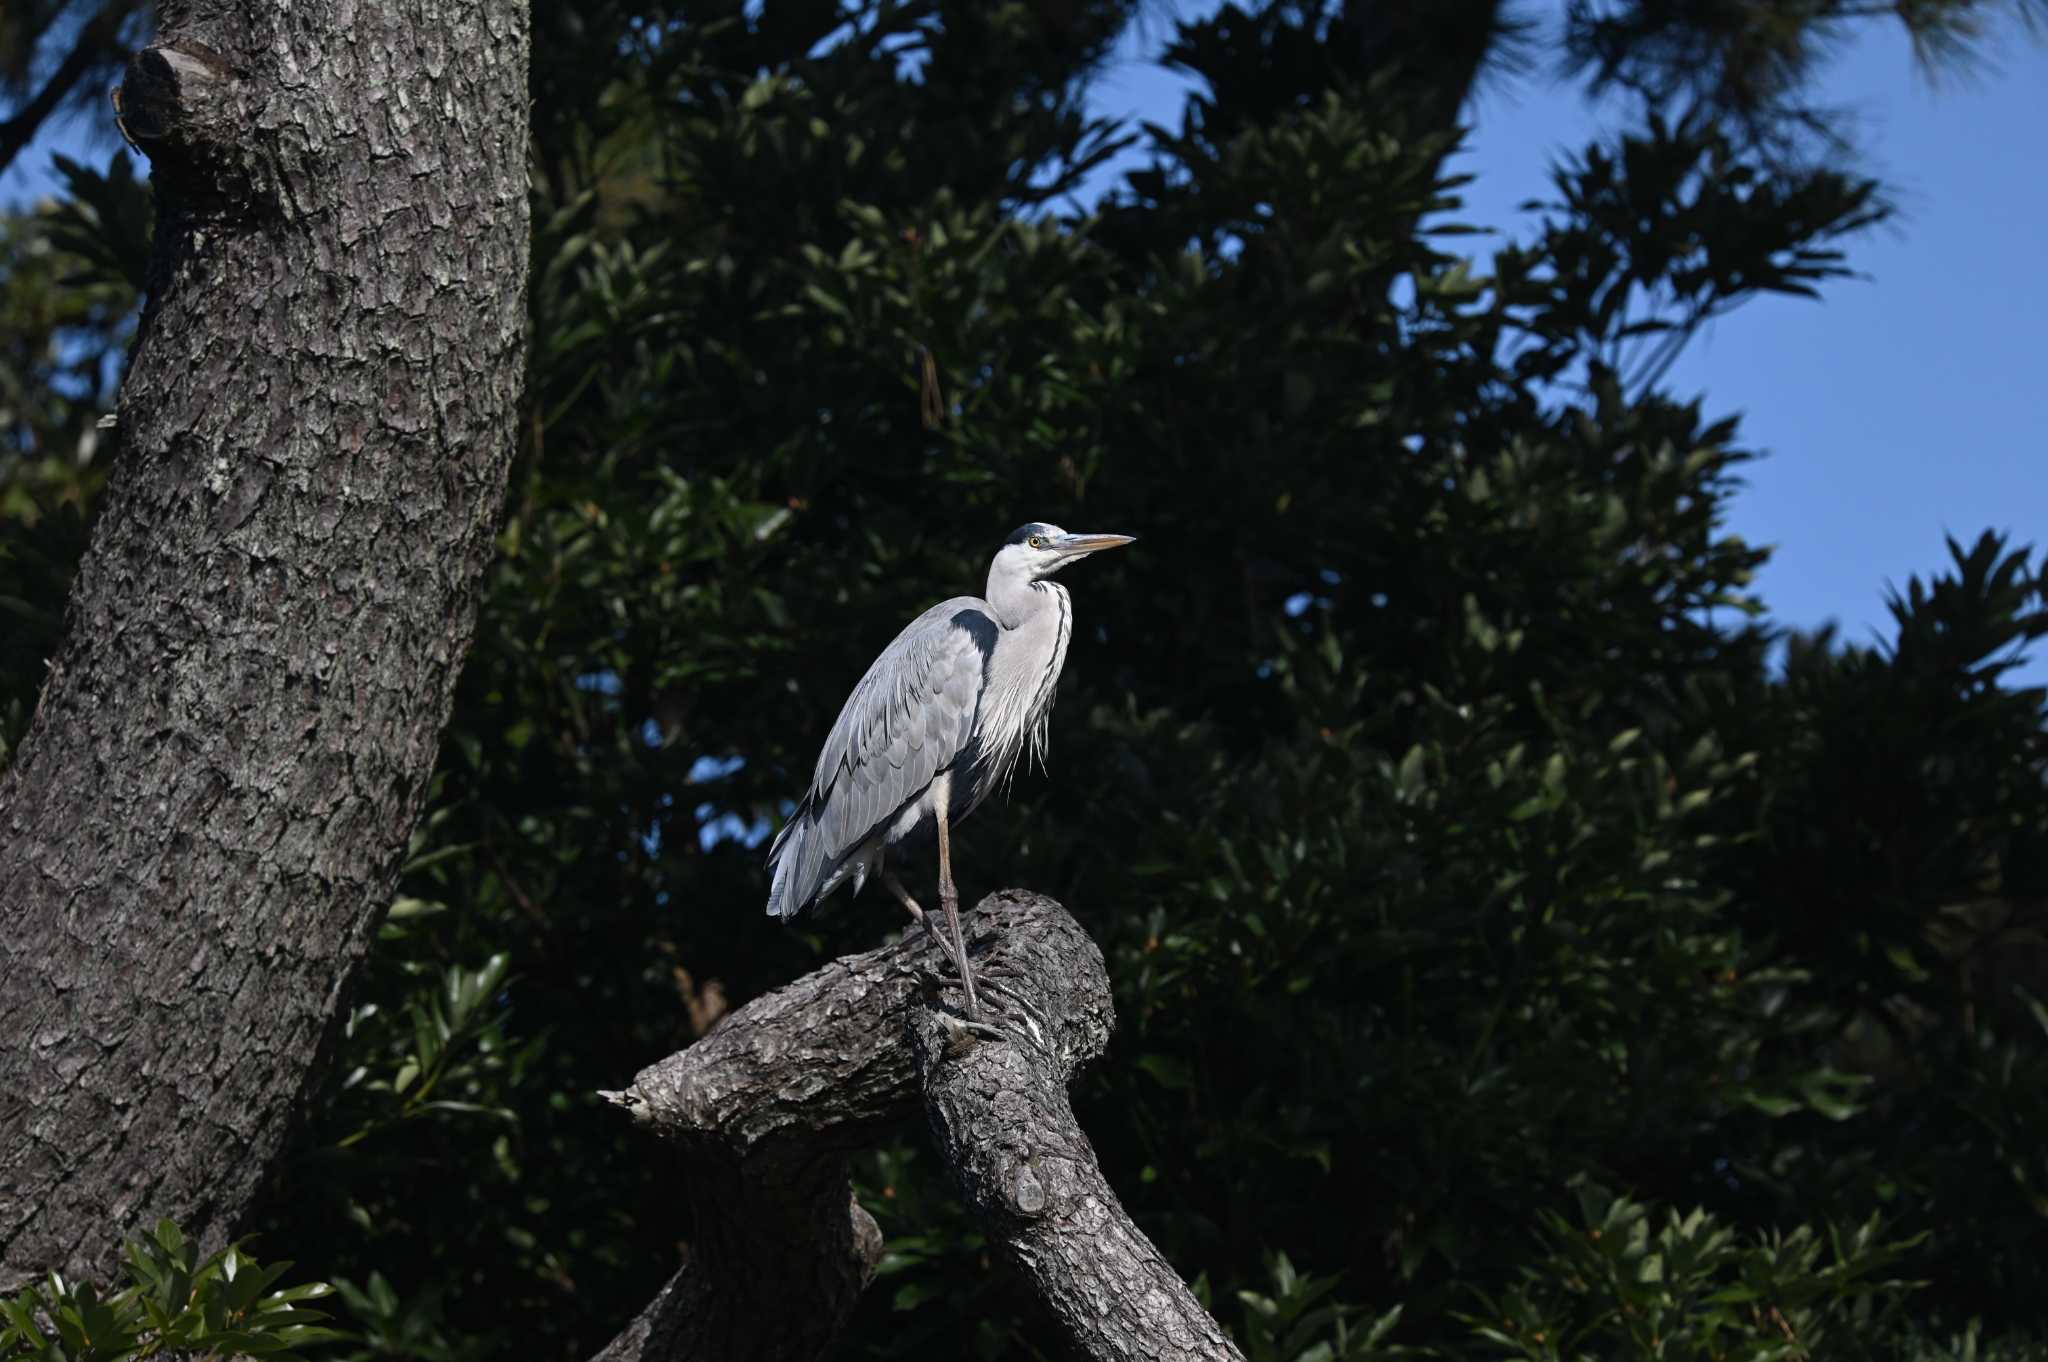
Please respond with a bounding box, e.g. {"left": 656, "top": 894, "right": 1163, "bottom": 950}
{"left": 1051, "top": 532, "right": 1136, "bottom": 557}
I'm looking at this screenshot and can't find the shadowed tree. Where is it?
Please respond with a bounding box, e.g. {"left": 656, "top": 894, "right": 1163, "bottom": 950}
{"left": 0, "top": 0, "right": 530, "bottom": 1287}
{"left": 2, "top": 1, "right": 2046, "bottom": 1359}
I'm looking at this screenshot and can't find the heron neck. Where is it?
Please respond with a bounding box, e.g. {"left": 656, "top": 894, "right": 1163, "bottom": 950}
{"left": 985, "top": 569, "right": 1059, "bottom": 629}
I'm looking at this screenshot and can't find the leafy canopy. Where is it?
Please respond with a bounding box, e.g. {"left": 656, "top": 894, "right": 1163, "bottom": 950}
{"left": 2, "top": 1, "right": 2045, "bottom": 1358}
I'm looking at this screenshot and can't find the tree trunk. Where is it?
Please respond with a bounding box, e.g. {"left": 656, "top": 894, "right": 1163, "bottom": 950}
{"left": 595, "top": 892, "right": 1244, "bottom": 1362}
{"left": 0, "top": 0, "right": 529, "bottom": 1288}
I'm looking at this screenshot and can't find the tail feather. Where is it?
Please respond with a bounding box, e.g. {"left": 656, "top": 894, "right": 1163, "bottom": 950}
{"left": 765, "top": 796, "right": 829, "bottom": 919}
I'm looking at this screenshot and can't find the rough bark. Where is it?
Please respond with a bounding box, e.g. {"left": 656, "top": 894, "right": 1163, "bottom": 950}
{"left": 596, "top": 891, "right": 1244, "bottom": 1362}
{"left": 0, "top": 0, "right": 529, "bottom": 1288}
{"left": 591, "top": 954, "right": 905, "bottom": 1362}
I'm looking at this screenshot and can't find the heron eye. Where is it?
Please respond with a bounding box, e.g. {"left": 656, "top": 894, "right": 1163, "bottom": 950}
{"left": 1027, "top": 534, "right": 1047, "bottom": 549}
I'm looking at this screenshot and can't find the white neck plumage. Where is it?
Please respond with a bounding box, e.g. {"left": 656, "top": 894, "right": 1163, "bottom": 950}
{"left": 976, "top": 575, "right": 1074, "bottom": 788}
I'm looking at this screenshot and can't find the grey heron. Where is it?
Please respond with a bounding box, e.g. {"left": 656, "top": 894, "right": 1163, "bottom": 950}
{"left": 765, "top": 523, "right": 1134, "bottom": 1019}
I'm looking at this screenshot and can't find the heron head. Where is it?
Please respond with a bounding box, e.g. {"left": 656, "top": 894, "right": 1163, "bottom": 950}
{"left": 995, "top": 522, "right": 1136, "bottom": 581}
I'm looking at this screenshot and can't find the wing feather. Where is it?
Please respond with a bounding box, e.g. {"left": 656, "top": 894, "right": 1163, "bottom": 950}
{"left": 812, "top": 600, "right": 992, "bottom": 857}
{"left": 764, "top": 600, "right": 997, "bottom": 917}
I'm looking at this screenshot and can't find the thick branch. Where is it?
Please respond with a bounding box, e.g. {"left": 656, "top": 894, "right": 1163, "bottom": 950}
{"left": 910, "top": 964, "right": 1243, "bottom": 1358}
{"left": 596, "top": 891, "right": 1243, "bottom": 1362}
{"left": 591, "top": 921, "right": 924, "bottom": 1362}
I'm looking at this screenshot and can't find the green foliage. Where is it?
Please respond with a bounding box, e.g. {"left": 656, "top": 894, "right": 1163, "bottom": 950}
{"left": 0, "top": 150, "right": 145, "bottom": 490}
{"left": 1237, "top": 1254, "right": 1414, "bottom": 1362}
{"left": 0, "top": 494, "right": 89, "bottom": 767}
{"left": 1559, "top": 0, "right": 2048, "bottom": 160}
{"left": 0, "top": 1220, "right": 344, "bottom": 1361}
{"left": 5, "top": 1, "right": 2048, "bottom": 1360}
{"left": 1466, "top": 1186, "right": 1922, "bottom": 1361}
{"left": 328, "top": 1272, "right": 476, "bottom": 1362}
{"left": 0, "top": 151, "right": 146, "bottom": 768}
{"left": 1503, "top": 112, "right": 1884, "bottom": 395}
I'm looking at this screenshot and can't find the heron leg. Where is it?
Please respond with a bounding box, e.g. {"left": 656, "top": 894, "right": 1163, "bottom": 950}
{"left": 935, "top": 796, "right": 981, "bottom": 1021}
{"left": 881, "top": 866, "right": 964, "bottom": 976}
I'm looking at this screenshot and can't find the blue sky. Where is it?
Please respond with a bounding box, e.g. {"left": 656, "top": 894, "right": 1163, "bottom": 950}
{"left": 1082, "top": 3, "right": 2048, "bottom": 684}
{"left": 8, "top": 6, "right": 2043, "bottom": 682}
{"left": 1461, "top": 18, "right": 2048, "bottom": 686}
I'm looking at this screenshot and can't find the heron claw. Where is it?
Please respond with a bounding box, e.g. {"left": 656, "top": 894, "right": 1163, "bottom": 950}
{"left": 976, "top": 977, "right": 1046, "bottom": 1026}
{"left": 938, "top": 1011, "right": 1006, "bottom": 1051}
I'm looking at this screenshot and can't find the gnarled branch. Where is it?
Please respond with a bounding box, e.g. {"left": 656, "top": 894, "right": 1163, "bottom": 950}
{"left": 595, "top": 890, "right": 1243, "bottom": 1362}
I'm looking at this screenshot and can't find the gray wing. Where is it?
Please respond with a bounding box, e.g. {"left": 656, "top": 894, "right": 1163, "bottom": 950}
{"left": 765, "top": 599, "right": 995, "bottom": 917}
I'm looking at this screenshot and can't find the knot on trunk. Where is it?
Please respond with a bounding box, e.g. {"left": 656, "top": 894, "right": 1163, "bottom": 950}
{"left": 116, "top": 41, "right": 266, "bottom": 219}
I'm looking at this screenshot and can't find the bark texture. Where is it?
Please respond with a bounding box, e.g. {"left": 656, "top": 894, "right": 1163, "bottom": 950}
{"left": 596, "top": 891, "right": 1244, "bottom": 1362}
{"left": 0, "top": 0, "right": 529, "bottom": 1288}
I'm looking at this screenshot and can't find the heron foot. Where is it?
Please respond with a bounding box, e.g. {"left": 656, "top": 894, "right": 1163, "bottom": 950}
{"left": 911, "top": 956, "right": 1001, "bottom": 1038}
{"left": 881, "top": 865, "right": 980, "bottom": 1021}
{"left": 938, "top": 1011, "right": 1007, "bottom": 1052}
{"left": 974, "top": 977, "right": 1049, "bottom": 1032}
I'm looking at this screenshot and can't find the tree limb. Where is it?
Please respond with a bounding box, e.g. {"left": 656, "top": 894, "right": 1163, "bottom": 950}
{"left": 595, "top": 890, "right": 1244, "bottom": 1362}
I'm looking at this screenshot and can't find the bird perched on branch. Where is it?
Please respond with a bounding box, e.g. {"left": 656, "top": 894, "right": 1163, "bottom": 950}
{"left": 765, "top": 523, "right": 1135, "bottom": 1019}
